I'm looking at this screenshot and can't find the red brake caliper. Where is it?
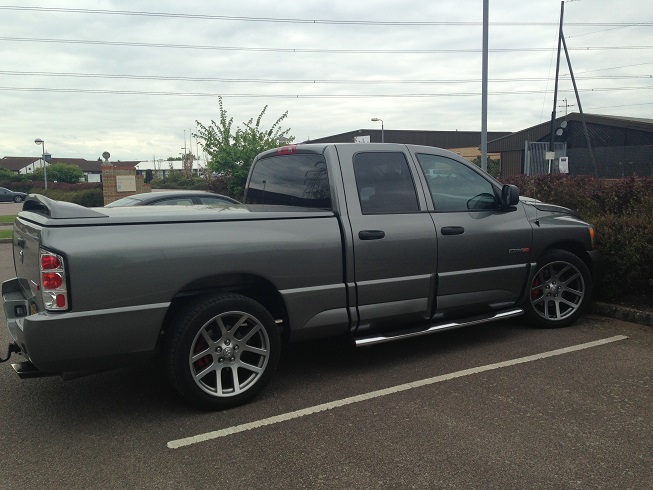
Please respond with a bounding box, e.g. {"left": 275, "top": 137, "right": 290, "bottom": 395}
{"left": 194, "top": 341, "right": 210, "bottom": 368}
{"left": 531, "top": 278, "right": 542, "bottom": 300}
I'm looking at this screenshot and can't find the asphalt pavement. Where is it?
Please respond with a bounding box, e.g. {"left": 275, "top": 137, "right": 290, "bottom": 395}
{"left": 0, "top": 243, "right": 652, "bottom": 489}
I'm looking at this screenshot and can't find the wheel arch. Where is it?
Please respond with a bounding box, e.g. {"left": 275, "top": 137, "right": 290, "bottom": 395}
{"left": 161, "top": 274, "right": 289, "bottom": 341}
{"left": 536, "top": 240, "right": 594, "bottom": 277}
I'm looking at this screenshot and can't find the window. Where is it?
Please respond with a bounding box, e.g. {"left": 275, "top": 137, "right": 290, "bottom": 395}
{"left": 246, "top": 153, "right": 331, "bottom": 209}
{"left": 416, "top": 154, "right": 497, "bottom": 212}
{"left": 198, "top": 196, "right": 235, "bottom": 205}
{"left": 152, "top": 198, "right": 193, "bottom": 206}
{"left": 353, "top": 152, "right": 419, "bottom": 214}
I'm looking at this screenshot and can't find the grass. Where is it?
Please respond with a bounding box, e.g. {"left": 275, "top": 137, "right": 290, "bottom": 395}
{"left": 0, "top": 215, "right": 17, "bottom": 224}
{"left": 0, "top": 229, "right": 12, "bottom": 240}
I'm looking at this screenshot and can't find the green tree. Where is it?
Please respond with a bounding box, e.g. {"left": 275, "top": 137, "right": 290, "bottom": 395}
{"left": 471, "top": 156, "right": 501, "bottom": 178}
{"left": 0, "top": 167, "right": 27, "bottom": 182}
{"left": 30, "top": 163, "right": 84, "bottom": 183}
{"left": 195, "top": 97, "right": 293, "bottom": 198}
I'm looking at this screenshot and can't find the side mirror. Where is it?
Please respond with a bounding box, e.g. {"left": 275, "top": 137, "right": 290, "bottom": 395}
{"left": 501, "top": 184, "right": 520, "bottom": 207}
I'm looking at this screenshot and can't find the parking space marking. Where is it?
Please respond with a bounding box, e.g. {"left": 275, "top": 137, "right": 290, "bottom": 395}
{"left": 167, "top": 335, "right": 628, "bottom": 449}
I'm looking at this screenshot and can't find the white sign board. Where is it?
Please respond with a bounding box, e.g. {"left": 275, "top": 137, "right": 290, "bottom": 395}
{"left": 354, "top": 135, "right": 371, "bottom": 143}
{"left": 116, "top": 175, "right": 137, "bottom": 192}
{"left": 559, "top": 156, "right": 569, "bottom": 174}
{"left": 545, "top": 151, "right": 556, "bottom": 160}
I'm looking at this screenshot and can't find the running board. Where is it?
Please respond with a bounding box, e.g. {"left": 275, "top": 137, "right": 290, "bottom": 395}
{"left": 354, "top": 308, "right": 524, "bottom": 347}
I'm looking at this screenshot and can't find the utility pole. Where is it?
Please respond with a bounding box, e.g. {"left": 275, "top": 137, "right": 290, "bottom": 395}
{"left": 549, "top": 1, "right": 564, "bottom": 157}
{"left": 480, "top": 0, "right": 489, "bottom": 172}
{"left": 558, "top": 98, "right": 575, "bottom": 115}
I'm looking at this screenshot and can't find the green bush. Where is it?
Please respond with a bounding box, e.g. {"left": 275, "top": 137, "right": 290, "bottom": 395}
{"left": 502, "top": 175, "right": 653, "bottom": 301}
{"left": 70, "top": 189, "right": 104, "bottom": 207}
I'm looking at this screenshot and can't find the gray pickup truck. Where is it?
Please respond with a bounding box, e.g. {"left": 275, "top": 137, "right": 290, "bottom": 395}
{"left": 2, "top": 143, "right": 600, "bottom": 409}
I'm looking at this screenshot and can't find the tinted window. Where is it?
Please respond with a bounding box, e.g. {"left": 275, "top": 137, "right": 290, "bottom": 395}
{"left": 416, "top": 154, "right": 496, "bottom": 212}
{"left": 353, "top": 152, "right": 419, "bottom": 214}
{"left": 246, "top": 153, "right": 331, "bottom": 209}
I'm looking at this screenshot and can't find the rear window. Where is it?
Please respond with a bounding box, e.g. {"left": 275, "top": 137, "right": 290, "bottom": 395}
{"left": 245, "top": 153, "right": 331, "bottom": 209}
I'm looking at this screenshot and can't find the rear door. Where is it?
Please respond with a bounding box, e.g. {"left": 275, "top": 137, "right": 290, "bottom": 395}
{"left": 409, "top": 148, "right": 533, "bottom": 317}
{"left": 336, "top": 145, "right": 438, "bottom": 335}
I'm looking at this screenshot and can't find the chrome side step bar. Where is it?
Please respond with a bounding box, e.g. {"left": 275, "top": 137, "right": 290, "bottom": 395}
{"left": 354, "top": 308, "right": 524, "bottom": 347}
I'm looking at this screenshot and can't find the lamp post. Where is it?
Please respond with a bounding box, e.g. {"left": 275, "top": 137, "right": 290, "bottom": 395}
{"left": 371, "top": 117, "right": 384, "bottom": 143}
{"left": 34, "top": 138, "right": 48, "bottom": 190}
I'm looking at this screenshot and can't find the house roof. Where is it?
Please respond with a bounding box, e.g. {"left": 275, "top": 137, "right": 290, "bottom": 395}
{"left": 0, "top": 156, "right": 141, "bottom": 173}
{"left": 0, "top": 156, "right": 40, "bottom": 171}
{"left": 305, "top": 129, "right": 512, "bottom": 148}
{"left": 487, "top": 113, "right": 653, "bottom": 152}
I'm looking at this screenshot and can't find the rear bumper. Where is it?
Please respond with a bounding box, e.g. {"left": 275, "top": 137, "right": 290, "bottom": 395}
{"left": 3, "top": 278, "right": 169, "bottom": 373}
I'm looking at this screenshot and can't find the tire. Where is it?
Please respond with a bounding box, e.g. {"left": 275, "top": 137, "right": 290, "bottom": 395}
{"left": 13, "top": 195, "right": 23, "bottom": 203}
{"left": 166, "top": 294, "right": 281, "bottom": 409}
{"left": 526, "top": 249, "right": 592, "bottom": 328}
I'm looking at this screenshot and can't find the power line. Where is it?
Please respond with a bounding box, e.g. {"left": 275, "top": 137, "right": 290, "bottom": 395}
{"left": 1, "top": 85, "right": 650, "bottom": 98}
{"left": 1, "top": 36, "right": 652, "bottom": 53}
{"left": 1, "top": 6, "right": 652, "bottom": 27}
{"left": 569, "top": 61, "right": 653, "bottom": 75}
{"left": 0, "top": 70, "right": 650, "bottom": 84}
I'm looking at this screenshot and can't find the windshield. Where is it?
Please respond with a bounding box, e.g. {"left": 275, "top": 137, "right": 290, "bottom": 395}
{"left": 105, "top": 197, "right": 143, "bottom": 207}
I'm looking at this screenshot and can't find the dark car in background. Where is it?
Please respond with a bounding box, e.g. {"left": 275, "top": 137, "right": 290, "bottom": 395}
{"left": 0, "top": 187, "right": 27, "bottom": 203}
{"left": 105, "top": 190, "right": 240, "bottom": 207}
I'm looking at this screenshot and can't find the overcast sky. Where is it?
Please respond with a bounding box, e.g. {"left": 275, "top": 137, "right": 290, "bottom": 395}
{"left": 1, "top": 0, "right": 651, "bottom": 164}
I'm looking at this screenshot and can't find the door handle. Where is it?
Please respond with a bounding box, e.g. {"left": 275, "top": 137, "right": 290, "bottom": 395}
{"left": 17, "top": 237, "right": 26, "bottom": 247}
{"left": 441, "top": 226, "right": 465, "bottom": 236}
{"left": 359, "top": 230, "right": 386, "bottom": 240}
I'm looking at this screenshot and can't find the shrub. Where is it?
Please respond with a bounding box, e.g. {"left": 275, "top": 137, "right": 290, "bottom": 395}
{"left": 592, "top": 212, "right": 653, "bottom": 299}
{"left": 70, "top": 189, "right": 104, "bottom": 207}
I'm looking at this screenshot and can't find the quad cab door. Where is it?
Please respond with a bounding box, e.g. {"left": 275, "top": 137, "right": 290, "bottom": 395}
{"left": 337, "top": 144, "right": 438, "bottom": 336}
{"left": 407, "top": 148, "right": 533, "bottom": 319}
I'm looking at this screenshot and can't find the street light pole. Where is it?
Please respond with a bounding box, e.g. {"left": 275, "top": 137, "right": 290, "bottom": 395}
{"left": 371, "top": 117, "right": 384, "bottom": 143}
{"left": 34, "top": 138, "right": 48, "bottom": 190}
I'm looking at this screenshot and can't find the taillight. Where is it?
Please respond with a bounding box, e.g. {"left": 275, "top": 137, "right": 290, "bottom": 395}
{"left": 275, "top": 145, "right": 297, "bottom": 155}
{"left": 40, "top": 249, "right": 69, "bottom": 311}
{"left": 41, "top": 255, "right": 61, "bottom": 270}
{"left": 42, "top": 273, "right": 63, "bottom": 289}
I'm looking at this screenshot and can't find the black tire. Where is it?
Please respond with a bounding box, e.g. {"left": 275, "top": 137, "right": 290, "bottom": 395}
{"left": 166, "top": 294, "right": 281, "bottom": 409}
{"left": 13, "top": 195, "right": 23, "bottom": 203}
{"left": 526, "top": 249, "right": 592, "bottom": 328}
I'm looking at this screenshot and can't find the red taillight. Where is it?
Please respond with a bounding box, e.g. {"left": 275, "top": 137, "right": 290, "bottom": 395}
{"left": 42, "top": 272, "right": 63, "bottom": 290}
{"left": 41, "top": 255, "right": 61, "bottom": 270}
{"left": 39, "top": 249, "right": 69, "bottom": 311}
{"left": 56, "top": 294, "right": 67, "bottom": 308}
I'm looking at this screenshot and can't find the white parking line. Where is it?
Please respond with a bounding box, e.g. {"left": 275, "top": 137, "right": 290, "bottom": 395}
{"left": 167, "top": 335, "right": 628, "bottom": 449}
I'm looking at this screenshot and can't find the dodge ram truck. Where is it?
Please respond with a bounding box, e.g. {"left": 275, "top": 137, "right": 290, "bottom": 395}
{"left": 2, "top": 143, "right": 600, "bottom": 409}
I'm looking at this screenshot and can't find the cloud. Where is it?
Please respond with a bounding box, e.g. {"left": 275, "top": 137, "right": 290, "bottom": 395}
{"left": 0, "top": 0, "right": 651, "bottom": 161}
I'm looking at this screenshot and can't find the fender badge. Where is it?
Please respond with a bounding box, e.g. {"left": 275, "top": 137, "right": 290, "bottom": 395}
{"left": 509, "top": 248, "right": 530, "bottom": 254}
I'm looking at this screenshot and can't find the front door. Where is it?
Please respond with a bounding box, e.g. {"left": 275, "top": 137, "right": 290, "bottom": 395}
{"left": 410, "top": 150, "right": 533, "bottom": 318}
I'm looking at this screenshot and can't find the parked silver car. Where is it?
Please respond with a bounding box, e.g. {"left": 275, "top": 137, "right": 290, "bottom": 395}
{"left": 105, "top": 190, "right": 240, "bottom": 207}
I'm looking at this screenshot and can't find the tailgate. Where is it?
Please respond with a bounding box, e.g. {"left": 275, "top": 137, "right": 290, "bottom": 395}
{"left": 12, "top": 216, "right": 44, "bottom": 310}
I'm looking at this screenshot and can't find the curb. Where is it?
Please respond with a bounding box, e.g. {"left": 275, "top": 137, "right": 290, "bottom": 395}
{"left": 592, "top": 301, "right": 653, "bottom": 327}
